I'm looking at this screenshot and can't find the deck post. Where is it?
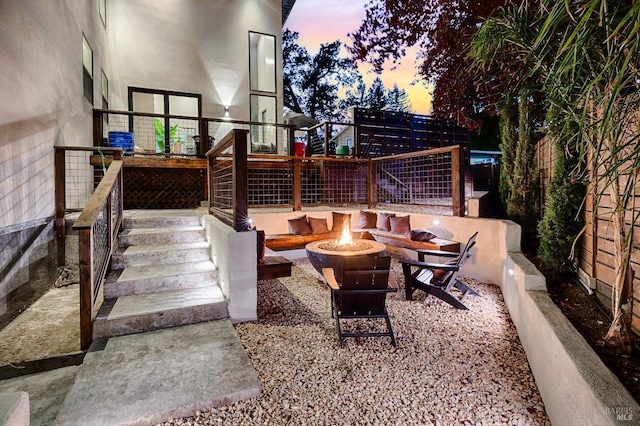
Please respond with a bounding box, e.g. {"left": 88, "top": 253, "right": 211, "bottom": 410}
{"left": 451, "top": 146, "right": 465, "bottom": 217}
{"left": 293, "top": 158, "right": 302, "bottom": 211}
{"left": 54, "top": 147, "right": 66, "bottom": 266}
{"left": 233, "top": 129, "right": 250, "bottom": 231}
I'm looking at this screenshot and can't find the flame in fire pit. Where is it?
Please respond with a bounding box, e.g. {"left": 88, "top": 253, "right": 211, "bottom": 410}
{"left": 336, "top": 217, "right": 354, "bottom": 246}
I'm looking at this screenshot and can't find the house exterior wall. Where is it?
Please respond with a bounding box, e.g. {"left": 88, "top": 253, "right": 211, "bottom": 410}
{"left": 107, "top": 0, "right": 283, "bottom": 122}
{"left": 0, "top": 0, "right": 106, "bottom": 230}
{"left": 0, "top": 0, "right": 107, "bottom": 315}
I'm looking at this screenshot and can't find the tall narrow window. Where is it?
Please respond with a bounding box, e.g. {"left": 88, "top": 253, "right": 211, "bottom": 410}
{"left": 250, "top": 95, "right": 276, "bottom": 153}
{"left": 249, "top": 32, "right": 277, "bottom": 153}
{"left": 101, "top": 70, "right": 109, "bottom": 110}
{"left": 99, "top": 0, "right": 106, "bottom": 26}
{"left": 82, "top": 34, "right": 94, "bottom": 104}
{"left": 249, "top": 32, "right": 276, "bottom": 93}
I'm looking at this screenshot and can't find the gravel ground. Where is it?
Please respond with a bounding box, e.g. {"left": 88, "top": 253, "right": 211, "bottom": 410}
{"left": 159, "top": 256, "right": 550, "bottom": 426}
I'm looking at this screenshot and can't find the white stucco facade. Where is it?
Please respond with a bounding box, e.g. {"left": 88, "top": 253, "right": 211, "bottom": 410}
{"left": 0, "top": 0, "right": 283, "bottom": 230}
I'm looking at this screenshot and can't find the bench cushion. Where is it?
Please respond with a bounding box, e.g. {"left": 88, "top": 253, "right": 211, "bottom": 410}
{"left": 390, "top": 215, "right": 411, "bottom": 236}
{"left": 377, "top": 212, "right": 395, "bottom": 231}
{"left": 288, "top": 215, "right": 312, "bottom": 235}
{"left": 357, "top": 210, "right": 377, "bottom": 228}
{"left": 308, "top": 216, "right": 330, "bottom": 234}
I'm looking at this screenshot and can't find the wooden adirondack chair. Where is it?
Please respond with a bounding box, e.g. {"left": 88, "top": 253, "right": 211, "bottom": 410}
{"left": 400, "top": 232, "right": 479, "bottom": 310}
{"left": 322, "top": 256, "right": 398, "bottom": 347}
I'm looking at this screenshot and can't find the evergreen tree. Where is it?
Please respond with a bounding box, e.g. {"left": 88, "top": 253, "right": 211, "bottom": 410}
{"left": 364, "top": 77, "right": 387, "bottom": 110}
{"left": 386, "top": 84, "right": 412, "bottom": 113}
{"left": 283, "top": 29, "right": 359, "bottom": 121}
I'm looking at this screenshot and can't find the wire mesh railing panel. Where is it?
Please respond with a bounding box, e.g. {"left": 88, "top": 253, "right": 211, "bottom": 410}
{"left": 209, "top": 156, "right": 234, "bottom": 220}
{"left": 92, "top": 202, "right": 110, "bottom": 302}
{"left": 168, "top": 118, "right": 199, "bottom": 155}
{"left": 111, "top": 178, "right": 120, "bottom": 240}
{"left": 319, "top": 161, "right": 368, "bottom": 205}
{"left": 301, "top": 163, "right": 323, "bottom": 205}
{"left": 64, "top": 150, "right": 94, "bottom": 210}
{"left": 374, "top": 151, "right": 453, "bottom": 206}
{"left": 248, "top": 160, "right": 293, "bottom": 207}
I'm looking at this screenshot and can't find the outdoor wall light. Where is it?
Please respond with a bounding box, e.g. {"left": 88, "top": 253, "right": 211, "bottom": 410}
{"left": 508, "top": 268, "right": 515, "bottom": 276}
{"left": 224, "top": 106, "right": 230, "bottom": 119}
{"left": 432, "top": 219, "right": 440, "bottom": 226}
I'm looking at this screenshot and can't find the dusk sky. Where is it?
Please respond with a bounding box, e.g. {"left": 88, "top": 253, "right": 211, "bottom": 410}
{"left": 283, "top": 0, "right": 433, "bottom": 115}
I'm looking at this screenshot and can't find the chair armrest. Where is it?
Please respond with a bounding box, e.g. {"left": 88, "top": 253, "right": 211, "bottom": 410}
{"left": 322, "top": 268, "right": 340, "bottom": 290}
{"left": 388, "top": 274, "right": 399, "bottom": 290}
{"left": 399, "top": 259, "right": 460, "bottom": 271}
{"left": 415, "top": 248, "right": 459, "bottom": 257}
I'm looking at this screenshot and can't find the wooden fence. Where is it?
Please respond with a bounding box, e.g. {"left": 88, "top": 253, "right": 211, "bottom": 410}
{"left": 536, "top": 138, "right": 640, "bottom": 332}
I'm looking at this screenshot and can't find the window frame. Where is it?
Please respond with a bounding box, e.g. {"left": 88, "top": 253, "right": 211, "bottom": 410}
{"left": 248, "top": 31, "right": 277, "bottom": 94}
{"left": 82, "top": 34, "right": 94, "bottom": 104}
{"left": 99, "top": 0, "right": 106, "bottom": 27}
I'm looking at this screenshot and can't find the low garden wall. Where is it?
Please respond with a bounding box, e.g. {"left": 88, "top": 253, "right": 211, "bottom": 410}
{"left": 248, "top": 207, "right": 640, "bottom": 426}
{"left": 201, "top": 215, "right": 257, "bottom": 322}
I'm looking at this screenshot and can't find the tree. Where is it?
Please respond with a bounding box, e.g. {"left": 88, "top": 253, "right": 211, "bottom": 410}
{"left": 365, "top": 77, "right": 387, "bottom": 110}
{"left": 386, "top": 84, "right": 413, "bottom": 113}
{"left": 283, "top": 29, "right": 359, "bottom": 121}
{"left": 339, "top": 77, "right": 413, "bottom": 114}
{"left": 348, "top": 0, "right": 509, "bottom": 130}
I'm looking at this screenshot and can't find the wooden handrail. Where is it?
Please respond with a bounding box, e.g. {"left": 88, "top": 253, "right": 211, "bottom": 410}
{"left": 207, "top": 129, "right": 249, "bottom": 231}
{"left": 371, "top": 145, "right": 460, "bottom": 162}
{"left": 54, "top": 146, "right": 123, "bottom": 265}
{"left": 72, "top": 159, "right": 124, "bottom": 349}
{"left": 73, "top": 161, "right": 123, "bottom": 229}
{"left": 94, "top": 108, "right": 296, "bottom": 131}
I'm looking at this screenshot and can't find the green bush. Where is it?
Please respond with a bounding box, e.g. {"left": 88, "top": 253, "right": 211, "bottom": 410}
{"left": 537, "top": 108, "right": 585, "bottom": 275}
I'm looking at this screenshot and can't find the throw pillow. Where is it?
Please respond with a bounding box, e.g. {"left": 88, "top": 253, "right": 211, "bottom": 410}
{"left": 309, "top": 217, "right": 330, "bottom": 234}
{"left": 288, "top": 215, "right": 312, "bottom": 235}
{"left": 410, "top": 229, "right": 437, "bottom": 242}
{"left": 331, "top": 212, "right": 352, "bottom": 233}
{"left": 390, "top": 215, "right": 411, "bottom": 236}
{"left": 377, "top": 212, "right": 396, "bottom": 231}
{"left": 357, "top": 210, "right": 377, "bottom": 229}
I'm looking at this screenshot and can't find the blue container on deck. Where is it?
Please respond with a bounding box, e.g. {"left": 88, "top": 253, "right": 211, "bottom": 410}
{"left": 108, "top": 131, "right": 134, "bottom": 152}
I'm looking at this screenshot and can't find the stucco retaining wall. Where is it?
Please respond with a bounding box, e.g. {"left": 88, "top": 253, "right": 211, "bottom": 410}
{"left": 202, "top": 215, "right": 257, "bottom": 322}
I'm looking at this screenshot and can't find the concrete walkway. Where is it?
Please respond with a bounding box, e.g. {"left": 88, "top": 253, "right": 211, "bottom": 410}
{"left": 1, "top": 320, "right": 261, "bottom": 425}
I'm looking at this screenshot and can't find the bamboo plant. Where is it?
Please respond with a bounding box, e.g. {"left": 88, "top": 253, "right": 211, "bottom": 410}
{"left": 471, "top": 0, "right": 640, "bottom": 352}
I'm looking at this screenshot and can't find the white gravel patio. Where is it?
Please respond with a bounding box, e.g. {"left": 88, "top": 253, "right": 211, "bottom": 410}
{"left": 159, "top": 256, "right": 550, "bottom": 425}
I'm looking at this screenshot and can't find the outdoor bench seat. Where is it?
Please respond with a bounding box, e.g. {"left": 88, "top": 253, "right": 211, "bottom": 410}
{"left": 367, "top": 229, "right": 461, "bottom": 253}
{"left": 265, "top": 232, "right": 340, "bottom": 250}
{"left": 257, "top": 247, "right": 292, "bottom": 280}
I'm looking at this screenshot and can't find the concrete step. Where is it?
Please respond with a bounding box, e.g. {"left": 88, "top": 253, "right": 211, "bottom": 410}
{"left": 104, "top": 260, "right": 216, "bottom": 298}
{"left": 119, "top": 226, "right": 205, "bottom": 246}
{"left": 93, "top": 286, "right": 228, "bottom": 340}
{"left": 122, "top": 209, "right": 202, "bottom": 229}
{"left": 56, "top": 321, "right": 260, "bottom": 426}
{"left": 111, "top": 241, "right": 211, "bottom": 269}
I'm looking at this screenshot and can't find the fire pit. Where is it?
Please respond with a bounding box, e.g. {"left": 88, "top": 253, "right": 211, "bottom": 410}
{"left": 305, "top": 220, "right": 387, "bottom": 283}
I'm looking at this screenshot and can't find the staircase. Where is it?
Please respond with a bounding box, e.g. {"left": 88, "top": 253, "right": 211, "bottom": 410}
{"left": 92, "top": 209, "right": 228, "bottom": 340}
{"left": 52, "top": 210, "right": 260, "bottom": 425}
